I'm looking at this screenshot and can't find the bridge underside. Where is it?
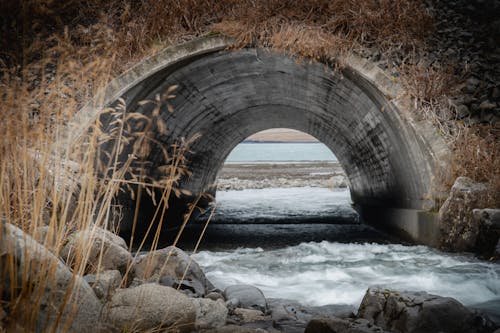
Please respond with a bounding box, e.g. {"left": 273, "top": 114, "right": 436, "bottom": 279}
{"left": 93, "top": 39, "right": 444, "bottom": 245}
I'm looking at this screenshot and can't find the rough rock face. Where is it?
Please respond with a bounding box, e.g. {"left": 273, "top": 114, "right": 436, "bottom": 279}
{"left": 61, "top": 227, "right": 132, "bottom": 273}
{"left": 233, "top": 308, "right": 267, "bottom": 323}
{"left": 305, "top": 317, "right": 388, "bottom": 333}
{"left": 0, "top": 222, "right": 103, "bottom": 333}
{"left": 192, "top": 297, "right": 228, "bottom": 329}
{"left": 104, "top": 283, "right": 196, "bottom": 332}
{"left": 84, "top": 269, "right": 122, "bottom": 299}
{"left": 132, "top": 246, "right": 214, "bottom": 296}
{"left": 268, "top": 298, "right": 356, "bottom": 333}
{"left": 224, "top": 285, "right": 268, "bottom": 312}
{"left": 473, "top": 208, "right": 500, "bottom": 258}
{"left": 438, "top": 177, "right": 489, "bottom": 252}
{"left": 357, "top": 288, "right": 497, "bottom": 333}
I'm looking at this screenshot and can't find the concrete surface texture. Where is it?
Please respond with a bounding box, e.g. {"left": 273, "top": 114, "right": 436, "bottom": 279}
{"left": 73, "top": 36, "right": 448, "bottom": 238}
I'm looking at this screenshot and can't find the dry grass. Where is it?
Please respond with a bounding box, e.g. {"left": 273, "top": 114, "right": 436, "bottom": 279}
{"left": 0, "top": 0, "right": 498, "bottom": 331}
{"left": 449, "top": 125, "right": 500, "bottom": 206}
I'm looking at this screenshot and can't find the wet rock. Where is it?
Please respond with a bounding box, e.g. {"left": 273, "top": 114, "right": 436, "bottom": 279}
{"left": 132, "top": 246, "right": 214, "bottom": 296}
{"left": 234, "top": 308, "right": 266, "bottom": 323}
{"left": 469, "top": 299, "right": 500, "bottom": 327}
{"left": 224, "top": 285, "right": 268, "bottom": 312}
{"left": 305, "top": 317, "right": 387, "bottom": 333}
{"left": 0, "top": 222, "right": 103, "bottom": 333}
{"left": 357, "top": 287, "right": 497, "bottom": 333}
{"left": 104, "top": 283, "right": 196, "bottom": 333}
{"left": 269, "top": 298, "right": 355, "bottom": 321}
{"left": 61, "top": 227, "right": 132, "bottom": 274}
{"left": 438, "top": 177, "right": 489, "bottom": 252}
{"left": 473, "top": 209, "right": 500, "bottom": 258}
{"left": 84, "top": 269, "right": 122, "bottom": 299}
{"left": 192, "top": 298, "right": 228, "bottom": 329}
{"left": 268, "top": 298, "right": 356, "bottom": 333}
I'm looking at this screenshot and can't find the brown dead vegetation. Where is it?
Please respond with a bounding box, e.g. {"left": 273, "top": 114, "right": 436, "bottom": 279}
{"left": 0, "top": 1, "right": 498, "bottom": 330}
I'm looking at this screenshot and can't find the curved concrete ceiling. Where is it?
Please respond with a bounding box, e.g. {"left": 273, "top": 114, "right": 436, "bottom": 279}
{"left": 74, "top": 36, "right": 449, "bottom": 232}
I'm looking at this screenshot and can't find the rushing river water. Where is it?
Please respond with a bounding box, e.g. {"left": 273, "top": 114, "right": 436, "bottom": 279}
{"left": 194, "top": 241, "right": 500, "bottom": 309}
{"left": 188, "top": 142, "right": 500, "bottom": 317}
{"left": 191, "top": 186, "right": 500, "bottom": 314}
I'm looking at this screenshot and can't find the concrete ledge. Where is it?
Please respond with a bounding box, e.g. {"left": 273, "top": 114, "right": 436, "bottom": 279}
{"left": 360, "top": 206, "right": 440, "bottom": 246}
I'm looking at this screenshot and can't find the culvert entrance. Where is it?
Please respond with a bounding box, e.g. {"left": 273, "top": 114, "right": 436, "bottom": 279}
{"left": 74, "top": 36, "right": 447, "bottom": 245}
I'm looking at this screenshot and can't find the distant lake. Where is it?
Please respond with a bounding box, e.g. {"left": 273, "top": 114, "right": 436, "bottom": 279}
{"left": 225, "top": 142, "right": 337, "bottom": 163}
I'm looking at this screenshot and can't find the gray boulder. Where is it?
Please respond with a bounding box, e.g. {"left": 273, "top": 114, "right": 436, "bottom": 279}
{"left": 61, "top": 227, "right": 132, "bottom": 274}
{"left": 224, "top": 285, "right": 268, "bottom": 312}
{"left": 0, "top": 222, "right": 103, "bottom": 333}
{"left": 439, "top": 177, "right": 489, "bottom": 252}
{"left": 357, "top": 287, "right": 497, "bottom": 333}
{"left": 268, "top": 298, "right": 356, "bottom": 333}
{"left": 132, "top": 246, "right": 214, "bottom": 296}
{"left": 192, "top": 297, "right": 228, "bottom": 329}
{"left": 305, "top": 317, "right": 388, "bottom": 333}
{"left": 84, "top": 269, "right": 122, "bottom": 299}
{"left": 104, "top": 283, "right": 196, "bottom": 332}
{"left": 160, "top": 275, "right": 205, "bottom": 297}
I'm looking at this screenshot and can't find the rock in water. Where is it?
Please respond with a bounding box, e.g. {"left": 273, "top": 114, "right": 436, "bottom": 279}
{"left": 268, "top": 298, "right": 356, "bottom": 333}
{"left": 61, "top": 227, "right": 132, "bottom": 274}
{"left": 224, "top": 285, "right": 268, "bottom": 312}
{"left": 438, "top": 177, "right": 489, "bottom": 252}
{"left": 0, "top": 222, "right": 103, "bottom": 332}
{"left": 104, "top": 283, "right": 196, "bottom": 332}
{"left": 132, "top": 245, "right": 214, "bottom": 296}
{"left": 357, "top": 287, "right": 498, "bottom": 333}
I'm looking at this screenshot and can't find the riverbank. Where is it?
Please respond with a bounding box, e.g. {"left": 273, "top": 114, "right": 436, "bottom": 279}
{"left": 216, "top": 162, "right": 347, "bottom": 191}
{"left": 4, "top": 223, "right": 499, "bottom": 332}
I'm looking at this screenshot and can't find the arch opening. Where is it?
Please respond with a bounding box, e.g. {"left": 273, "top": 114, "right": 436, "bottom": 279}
{"left": 211, "top": 128, "right": 356, "bottom": 225}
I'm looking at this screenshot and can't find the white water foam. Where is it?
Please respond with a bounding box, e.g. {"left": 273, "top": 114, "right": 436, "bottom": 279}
{"left": 194, "top": 241, "right": 500, "bottom": 307}
{"left": 215, "top": 187, "right": 355, "bottom": 221}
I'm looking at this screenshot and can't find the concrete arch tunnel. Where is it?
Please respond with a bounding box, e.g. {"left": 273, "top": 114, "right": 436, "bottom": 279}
{"left": 75, "top": 36, "right": 448, "bottom": 245}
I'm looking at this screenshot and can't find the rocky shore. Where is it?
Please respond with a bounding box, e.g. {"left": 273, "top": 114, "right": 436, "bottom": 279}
{"left": 216, "top": 162, "right": 348, "bottom": 191}
{"left": 1, "top": 223, "right": 499, "bottom": 333}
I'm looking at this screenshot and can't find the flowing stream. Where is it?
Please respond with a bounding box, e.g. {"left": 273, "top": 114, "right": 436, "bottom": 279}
{"left": 189, "top": 142, "right": 500, "bottom": 316}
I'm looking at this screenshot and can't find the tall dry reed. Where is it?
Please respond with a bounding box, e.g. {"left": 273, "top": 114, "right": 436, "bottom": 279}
{"left": 1, "top": 0, "right": 498, "bottom": 330}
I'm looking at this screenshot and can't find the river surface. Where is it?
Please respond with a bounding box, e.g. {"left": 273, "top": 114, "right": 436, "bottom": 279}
{"left": 226, "top": 142, "right": 337, "bottom": 163}
{"left": 190, "top": 143, "right": 500, "bottom": 317}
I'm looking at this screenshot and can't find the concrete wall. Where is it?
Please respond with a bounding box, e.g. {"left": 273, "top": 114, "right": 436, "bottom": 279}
{"left": 72, "top": 36, "right": 448, "bottom": 244}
